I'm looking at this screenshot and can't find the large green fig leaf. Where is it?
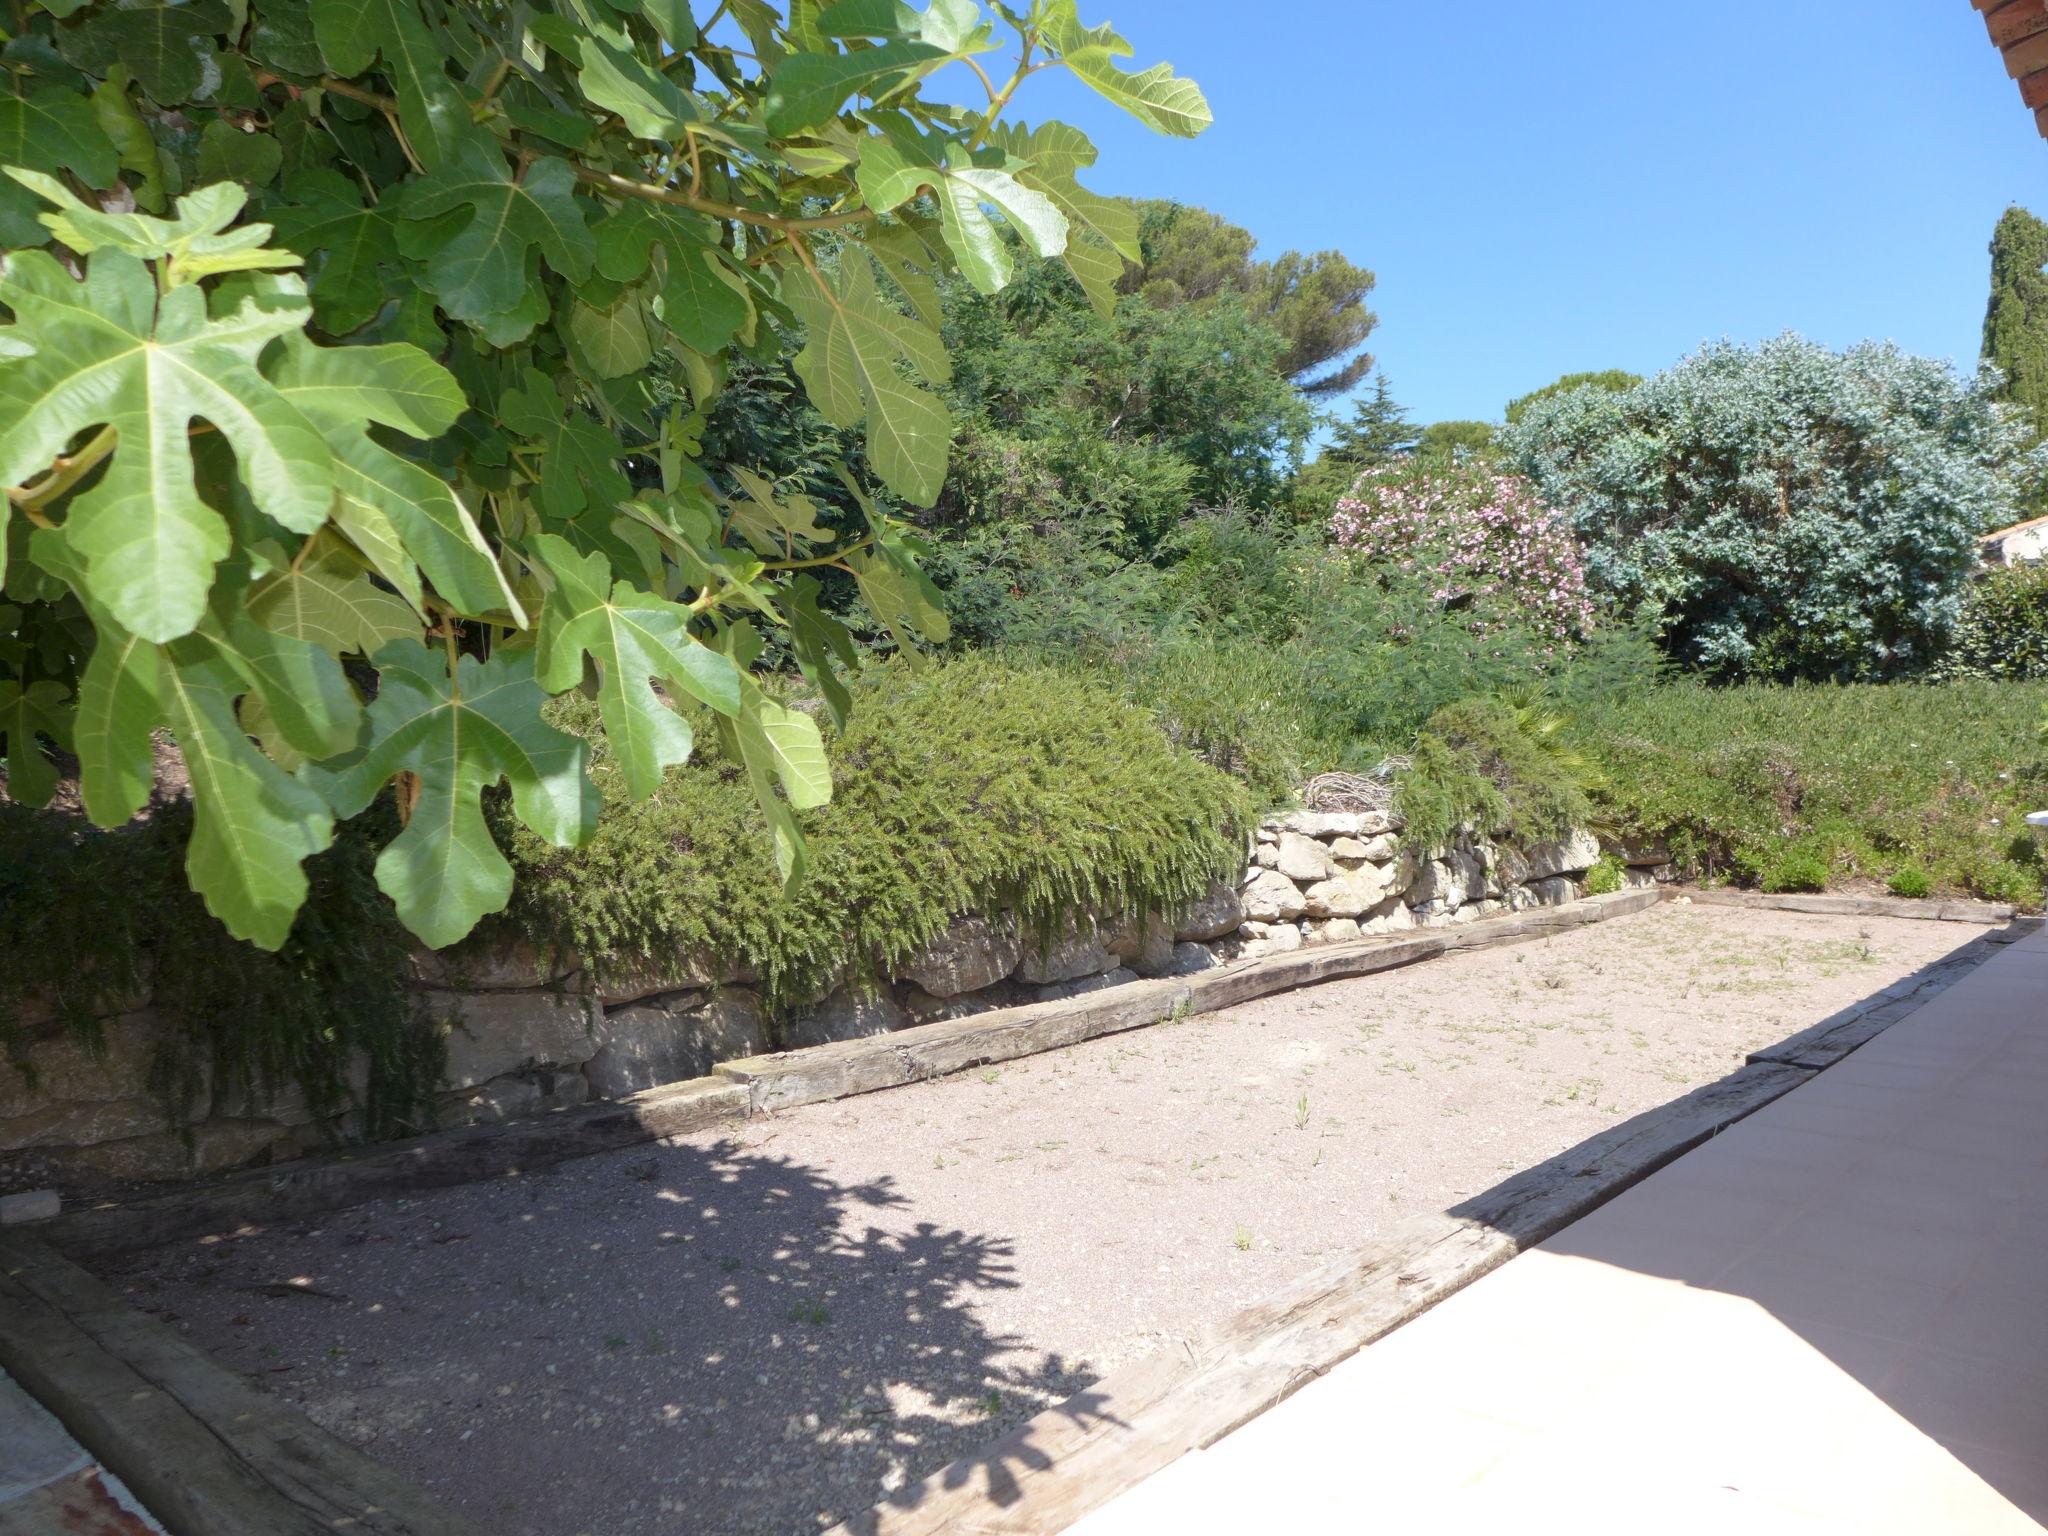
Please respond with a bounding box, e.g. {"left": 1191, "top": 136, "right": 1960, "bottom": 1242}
{"left": 306, "top": 641, "right": 601, "bottom": 948}
{"left": 532, "top": 533, "right": 742, "bottom": 801}
{"left": 1042, "top": 2, "right": 1212, "bottom": 138}
{"left": 0, "top": 247, "right": 331, "bottom": 642}
{"left": 786, "top": 254, "right": 950, "bottom": 506}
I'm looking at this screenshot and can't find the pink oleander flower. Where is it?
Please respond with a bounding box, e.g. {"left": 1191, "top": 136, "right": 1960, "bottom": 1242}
{"left": 1328, "top": 461, "right": 1594, "bottom": 644}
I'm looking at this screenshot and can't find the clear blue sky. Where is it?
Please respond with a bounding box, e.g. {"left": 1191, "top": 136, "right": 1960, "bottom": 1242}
{"left": 1008, "top": 0, "right": 2048, "bottom": 428}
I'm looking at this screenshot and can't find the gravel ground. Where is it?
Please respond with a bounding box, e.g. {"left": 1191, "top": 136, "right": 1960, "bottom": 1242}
{"left": 100, "top": 903, "right": 1981, "bottom": 1536}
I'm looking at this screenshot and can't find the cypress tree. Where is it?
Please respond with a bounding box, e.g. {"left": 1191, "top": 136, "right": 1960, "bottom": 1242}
{"left": 1982, "top": 205, "right": 2048, "bottom": 445}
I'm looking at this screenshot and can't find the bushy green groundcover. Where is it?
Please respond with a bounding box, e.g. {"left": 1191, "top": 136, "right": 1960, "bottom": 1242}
{"left": 1576, "top": 681, "right": 2048, "bottom": 905}
{"left": 501, "top": 655, "right": 1250, "bottom": 1011}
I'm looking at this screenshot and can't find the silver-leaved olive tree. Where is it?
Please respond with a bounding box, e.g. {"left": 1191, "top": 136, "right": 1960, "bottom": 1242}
{"left": 0, "top": 0, "right": 1209, "bottom": 950}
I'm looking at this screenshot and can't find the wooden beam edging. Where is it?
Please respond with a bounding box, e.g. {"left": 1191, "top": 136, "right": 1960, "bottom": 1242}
{"left": 38, "top": 892, "right": 1663, "bottom": 1260}
{"left": 820, "top": 909, "right": 2021, "bottom": 1536}
{"left": 1676, "top": 888, "right": 2024, "bottom": 925}
{"left": 0, "top": 1230, "right": 481, "bottom": 1536}
{"left": 1747, "top": 931, "right": 2007, "bottom": 1069}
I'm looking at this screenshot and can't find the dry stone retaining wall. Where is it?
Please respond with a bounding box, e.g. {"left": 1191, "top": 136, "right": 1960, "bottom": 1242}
{"left": 0, "top": 815, "right": 1669, "bottom": 1181}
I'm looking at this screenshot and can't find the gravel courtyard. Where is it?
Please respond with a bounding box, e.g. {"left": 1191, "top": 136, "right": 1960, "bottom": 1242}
{"left": 100, "top": 902, "right": 1982, "bottom": 1536}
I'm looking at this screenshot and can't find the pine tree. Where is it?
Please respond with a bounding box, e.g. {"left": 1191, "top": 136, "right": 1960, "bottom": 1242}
{"left": 1983, "top": 205, "right": 2048, "bottom": 446}
{"left": 1325, "top": 372, "right": 1416, "bottom": 464}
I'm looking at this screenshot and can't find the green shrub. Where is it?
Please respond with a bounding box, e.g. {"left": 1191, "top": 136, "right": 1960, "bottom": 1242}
{"left": 1758, "top": 845, "right": 1832, "bottom": 894}
{"left": 1886, "top": 863, "right": 1933, "bottom": 899}
{"left": 1584, "top": 855, "right": 1625, "bottom": 896}
{"left": 502, "top": 657, "right": 1251, "bottom": 1013}
{"left": 1580, "top": 680, "right": 2048, "bottom": 907}
{"left": 1968, "top": 858, "right": 2044, "bottom": 908}
{"left": 1505, "top": 335, "right": 2042, "bottom": 679}
{"left": 1110, "top": 636, "right": 1308, "bottom": 809}
{"left": 1396, "top": 696, "right": 1602, "bottom": 854}
{"left": 1940, "top": 563, "right": 2048, "bottom": 681}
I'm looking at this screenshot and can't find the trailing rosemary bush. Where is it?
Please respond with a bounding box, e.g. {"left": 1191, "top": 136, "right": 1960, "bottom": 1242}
{"left": 502, "top": 656, "right": 1251, "bottom": 1011}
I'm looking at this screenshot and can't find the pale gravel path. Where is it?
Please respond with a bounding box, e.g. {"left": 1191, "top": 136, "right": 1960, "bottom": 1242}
{"left": 100, "top": 904, "right": 1979, "bottom": 1536}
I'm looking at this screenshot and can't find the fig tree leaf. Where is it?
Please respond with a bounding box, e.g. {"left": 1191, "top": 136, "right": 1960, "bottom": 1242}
{"left": 309, "top": 0, "right": 477, "bottom": 169}
{"left": 657, "top": 242, "right": 753, "bottom": 354}
{"left": 247, "top": 531, "right": 421, "bottom": 655}
{"left": 396, "top": 143, "right": 595, "bottom": 326}
{"left": 533, "top": 532, "right": 741, "bottom": 800}
{"left": 197, "top": 119, "right": 282, "bottom": 187}
{"left": 577, "top": 24, "right": 699, "bottom": 140}
{"left": 57, "top": 0, "right": 231, "bottom": 105}
{"left": 0, "top": 677, "right": 70, "bottom": 808}
{"left": 569, "top": 292, "right": 654, "bottom": 379}
{"left": 305, "top": 640, "right": 600, "bottom": 948}
{"left": 715, "top": 675, "right": 830, "bottom": 889}
{"left": 269, "top": 337, "right": 523, "bottom": 623}
{"left": 762, "top": 41, "right": 946, "bottom": 137}
{"left": 157, "top": 646, "right": 336, "bottom": 949}
{"left": 0, "top": 82, "right": 119, "bottom": 245}
{"left": 988, "top": 120, "right": 1137, "bottom": 316}
{"left": 786, "top": 254, "right": 950, "bottom": 506}
{"left": 268, "top": 169, "right": 403, "bottom": 335}
{"left": 1041, "top": 1, "right": 1211, "bottom": 138}
{"left": 5, "top": 171, "right": 302, "bottom": 282}
{"left": 0, "top": 249, "right": 332, "bottom": 642}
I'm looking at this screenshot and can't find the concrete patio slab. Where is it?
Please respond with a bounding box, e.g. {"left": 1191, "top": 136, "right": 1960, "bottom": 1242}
{"left": 1071, "top": 926, "right": 2048, "bottom": 1534}
{"left": 0, "top": 1367, "right": 166, "bottom": 1535}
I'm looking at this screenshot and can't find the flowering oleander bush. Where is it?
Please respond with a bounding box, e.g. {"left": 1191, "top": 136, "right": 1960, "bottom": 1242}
{"left": 1327, "top": 462, "right": 1597, "bottom": 644}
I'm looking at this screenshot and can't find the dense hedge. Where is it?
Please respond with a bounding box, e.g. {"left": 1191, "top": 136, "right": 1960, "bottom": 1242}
{"left": 502, "top": 656, "right": 1252, "bottom": 1010}
{"left": 1941, "top": 564, "right": 2048, "bottom": 682}
{"left": 1577, "top": 681, "right": 2048, "bottom": 906}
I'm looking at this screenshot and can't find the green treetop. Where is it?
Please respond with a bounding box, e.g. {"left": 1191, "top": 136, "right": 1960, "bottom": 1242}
{"left": 1983, "top": 205, "right": 2048, "bottom": 448}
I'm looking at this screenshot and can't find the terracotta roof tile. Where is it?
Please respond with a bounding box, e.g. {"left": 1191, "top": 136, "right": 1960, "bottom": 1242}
{"left": 1978, "top": 0, "right": 2048, "bottom": 136}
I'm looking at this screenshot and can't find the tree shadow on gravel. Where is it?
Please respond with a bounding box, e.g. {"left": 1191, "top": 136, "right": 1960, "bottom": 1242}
{"left": 119, "top": 1135, "right": 1112, "bottom": 1536}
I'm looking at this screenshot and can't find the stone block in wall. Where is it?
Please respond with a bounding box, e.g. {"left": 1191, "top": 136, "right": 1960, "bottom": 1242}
{"left": 1301, "top": 860, "right": 1403, "bottom": 919}
{"left": 1103, "top": 912, "right": 1175, "bottom": 978}
{"left": 1362, "top": 897, "right": 1416, "bottom": 935}
{"left": 0, "top": 1011, "right": 170, "bottom": 1124}
{"left": 1305, "top": 917, "right": 1362, "bottom": 946}
{"left": 1239, "top": 924, "right": 1304, "bottom": 959}
{"left": 1602, "top": 837, "right": 1673, "bottom": 868}
{"left": 1269, "top": 810, "right": 1397, "bottom": 839}
{"left": 1525, "top": 829, "right": 1601, "bottom": 880}
{"left": 1164, "top": 942, "right": 1222, "bottom": 975}
{"left": 0, "top": 1096, "right": 173, "bottom": 1151}
{"left": 427, "top": 989, "right": 600, "bottom": 1091}
{"left": 1328, "top": 833, "right": 1400, "bottom": 864}
{"left": 212, "top": 1054, "right": 373, "bottom": 1129}
{"left": 585, "top": 989, "right": 767, "bottom": 1097}
{"left": 1034, "top": 966, "right": 1140, "bottom": 1003}
{"left": 1492, "top": 843, "right": 1532, "bottom": 893}
{"left": 1014, "top": 915, "right": 1118, "bottom": 984}
{"left": 1522, "top": 875, "right": 1580, "bottom": 908}
{"left": 1170, "top": 880, "right": 1244, "bottom": 942}
{"left": 1240, "top": 869, "right": 1307, "bottom": 923}
{"left": 896, "top": 913, "right": 1022, "bottom": 998}
{"left": 901, "top": 981, "right": 1026, "bottom": 1024}
{"left": 784, "top": 983, "right": 912, "bottom": 1049}
{"left": 1408, "top": 849, "right": 1485, "bottom": 912}
{"left": 10, "top": 964, "right": 153, "bottom": 1032}
{"left": 593, "top": 946, "right": 762, "bottom": 1007}
{"left": 407, "top": 935, "right": 581, "bottom": 991}
{"left": 1272, "top": 832, "right": 1332, "bottom": 883}
{"left": 1623, "top": 867, "right": 1661, "bottom": 890}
